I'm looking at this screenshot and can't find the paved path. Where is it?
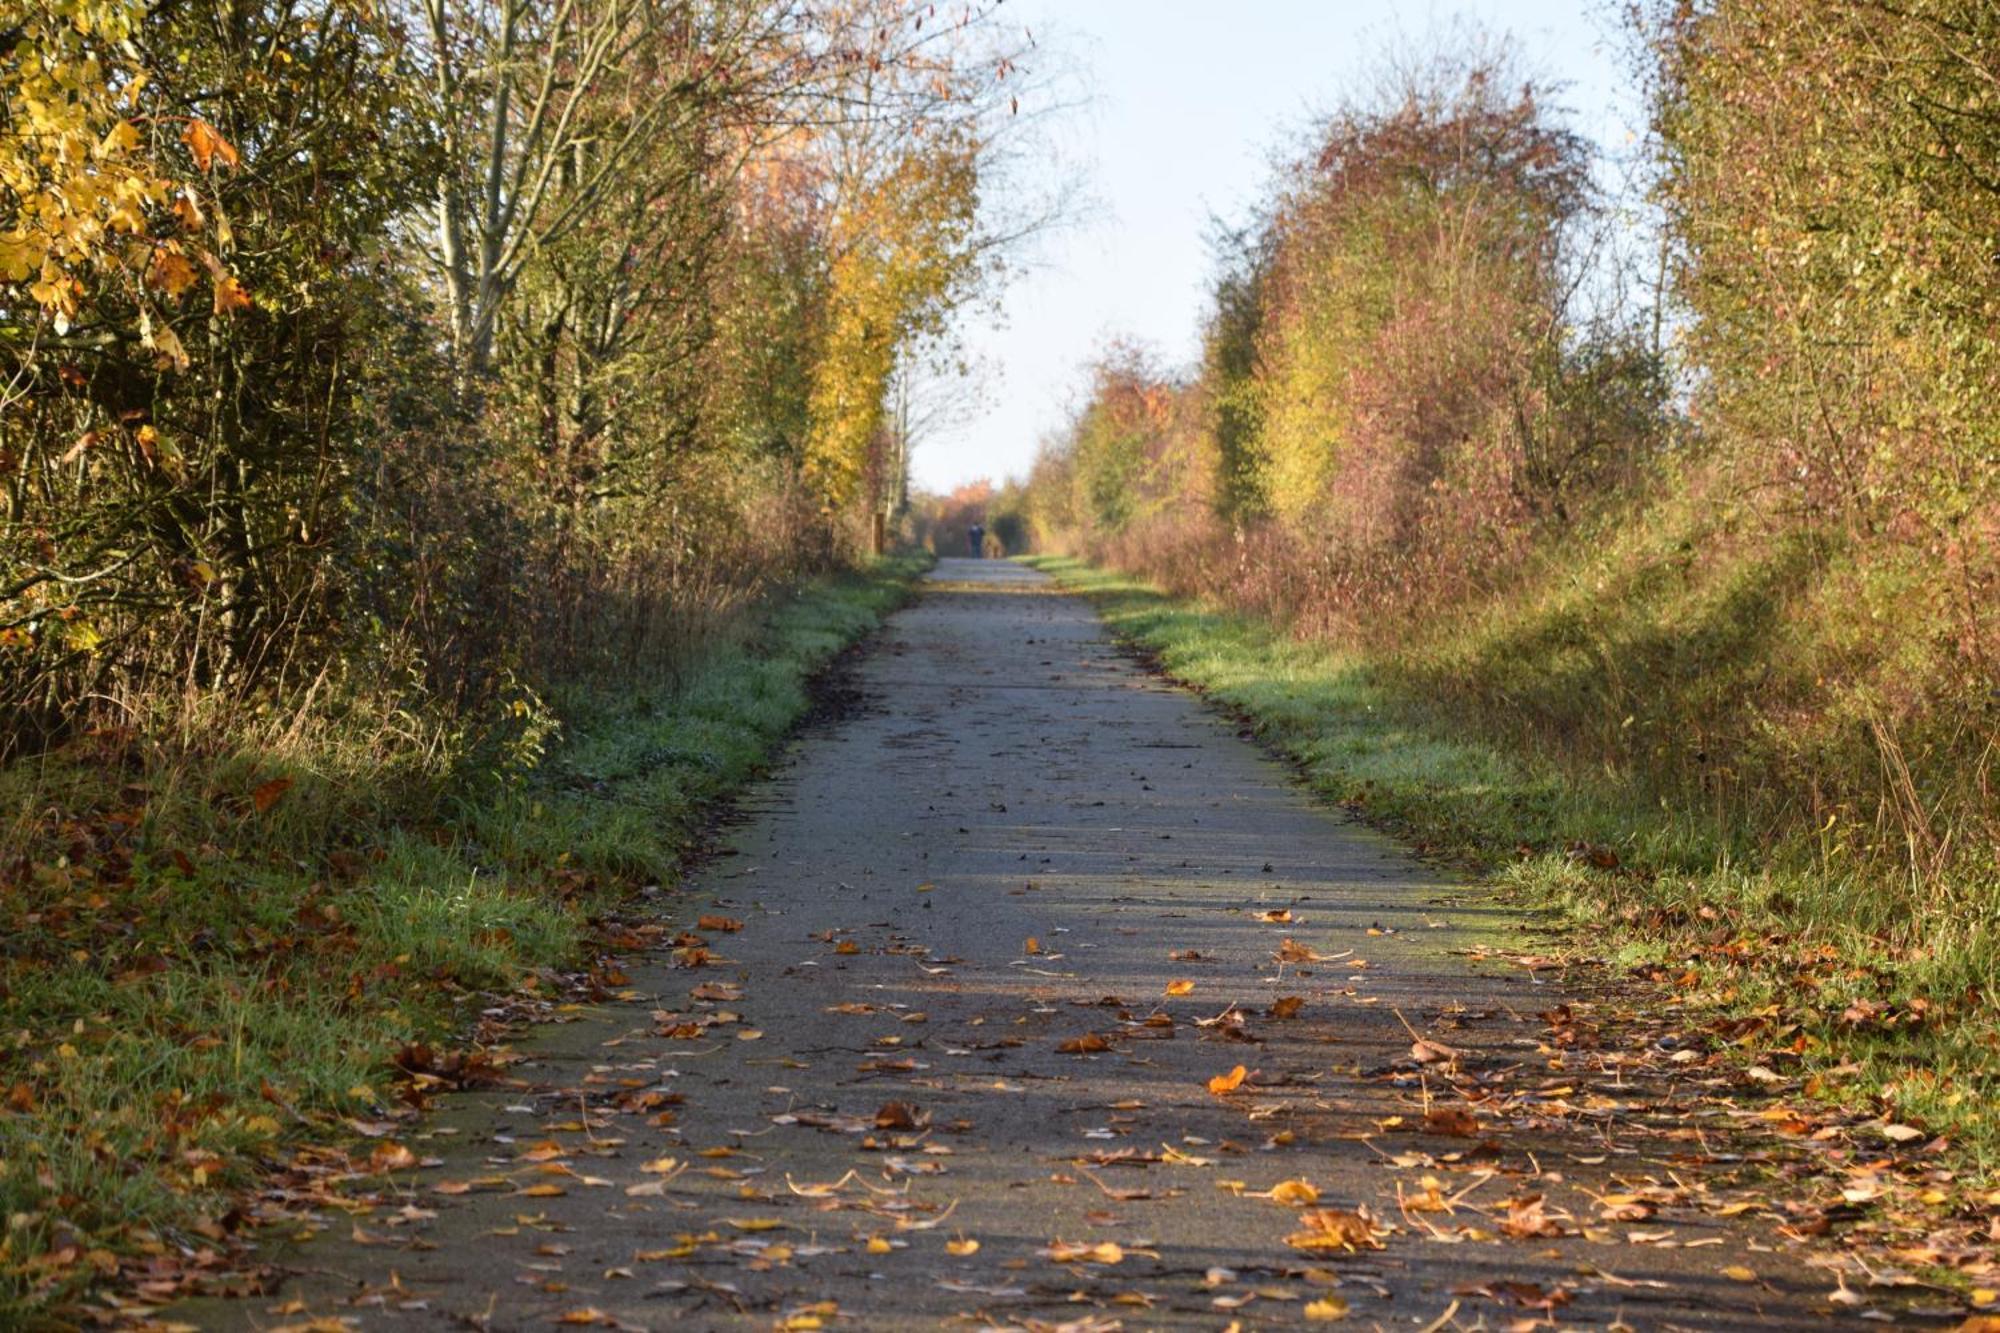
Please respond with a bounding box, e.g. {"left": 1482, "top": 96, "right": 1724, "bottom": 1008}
{"left": 191, "top": 559, "right": 1827, "bottom": 1330}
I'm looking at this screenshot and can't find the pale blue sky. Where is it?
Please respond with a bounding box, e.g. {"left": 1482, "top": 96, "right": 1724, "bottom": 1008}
{"left": 912, "top": 0, "right": 1638, "bottom": 492}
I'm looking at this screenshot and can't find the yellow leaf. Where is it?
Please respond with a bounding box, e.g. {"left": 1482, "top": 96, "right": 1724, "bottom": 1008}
{"left": 1267, "top": 1179, "right": 1320, "bottom": 1206}
{"left": 946, "top": 1237, "right": 979, "bottom": 1256}
{"left": 212, "top": 273, "right": 252, "bottom": 314}
{"left": 1165, "top": 979, "right": 1195, "bottom": 996}
{"left": 1304, "top": 1297, "right": 1349, "bottom": 1321}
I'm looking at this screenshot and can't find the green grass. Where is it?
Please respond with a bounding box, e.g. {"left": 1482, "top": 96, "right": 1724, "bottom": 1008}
{"left": 1024, "top": 553, "right": 2000, "bottom": 1171}
{"left": 0, "top": 555, "right": 925, "bottom": 1318}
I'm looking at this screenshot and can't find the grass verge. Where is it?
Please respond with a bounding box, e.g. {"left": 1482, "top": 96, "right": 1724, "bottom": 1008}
{"left": 1024, "top": 554, "right": 1998, "bottom": 1172}
{"left": 0, "top": 555, "right": 925, "bottom": 1318}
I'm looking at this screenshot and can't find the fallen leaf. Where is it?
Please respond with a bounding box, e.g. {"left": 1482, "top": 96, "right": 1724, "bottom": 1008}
{"left": 1208, "top": 1065, "right": 1248, "bottom": 1096}
{"left": 875, "top": 1101, "right": 929, "bottom": 1130}
{"left": 1423, "top": 1105, "right": 1479, "bottom": 1137}
{"left": 1044, "top": 1240, "right": 1125, "bottom": 1265}
{"left": 1285, "top": 1208, "right": 1387, "bottom": 1252}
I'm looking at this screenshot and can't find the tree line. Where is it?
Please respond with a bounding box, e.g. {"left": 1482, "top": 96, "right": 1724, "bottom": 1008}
{"left": 2, "top": 0, "right": 1033, "bottom": 752}
{"left": 1006, "top": 6, "right": 1996, "bottom": 907}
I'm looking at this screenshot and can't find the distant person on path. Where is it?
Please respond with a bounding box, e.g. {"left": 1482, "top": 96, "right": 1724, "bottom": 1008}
{"left": 967, "top": 523, "right": 984, "bottom": 557}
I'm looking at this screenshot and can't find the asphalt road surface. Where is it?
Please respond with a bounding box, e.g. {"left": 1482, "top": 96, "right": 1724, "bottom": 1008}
{"left": 187, "top": 559, "right": 1831, "bottom": 1330}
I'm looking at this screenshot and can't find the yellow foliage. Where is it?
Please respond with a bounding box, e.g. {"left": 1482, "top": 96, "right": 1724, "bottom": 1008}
{"left": 802, "top": 138, "right": 979, "bottom": 508}
{"left": 0, "top": 0, "right": 231, "bottom": 352}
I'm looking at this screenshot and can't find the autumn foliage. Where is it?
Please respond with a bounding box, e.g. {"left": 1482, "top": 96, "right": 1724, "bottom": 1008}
{"left": 1020, "top": 30, "right": 1995, "bottom": 934}
{"left": 1, "top": 0, "right": 1017, "bottom": 749}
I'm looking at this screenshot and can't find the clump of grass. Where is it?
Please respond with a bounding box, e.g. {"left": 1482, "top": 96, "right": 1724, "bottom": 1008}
{"left": 0, "top": 556, "right": 924, "bottom": 1316}
{"left": 1027, "top": 554, "right": 2000, "bottom": 1170}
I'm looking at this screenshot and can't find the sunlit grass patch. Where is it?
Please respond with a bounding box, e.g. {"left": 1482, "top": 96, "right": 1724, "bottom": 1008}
{"left": 0, "top": 556, "right": 923, "bottom": 1316}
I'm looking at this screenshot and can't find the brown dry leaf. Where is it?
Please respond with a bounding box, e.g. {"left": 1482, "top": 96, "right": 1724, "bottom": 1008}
{"left": 1256, "top": 908, "right": 1294, "bottom": 923}
{"left": 1169, "top": 948, "right": 1203, "bottom": 961}
{"left": 1422, "top": 1105, "right": 1479, "bottom": 1137}
{"left": 1499, "top": 1194, "right": 1567, "bottom": 1239}
{"left": 1285, "top": 1208, "right": 1387, "bottom": 1252}
{"left": 698, "top": 914, "right": 744, "bottom": 932}
{"left": 691, "top": 982, "right": 742, "bottom": 1001}
{"left": 834, "top": 939, "right": 860, "bottom": 955}
{"left": 250, "top": 776, "right": 294, "bottom": 814}
{"left": 1268, "top": 996, "right": 1304, "bottom": 1019}
{"left": 1024, "top": 936, "right": 1041, "bottom": 955}
{"left": 517, "top": 1183, "right": 567, "bottom": 1198}
{"left": 1207, "top": 1064, "right": 1248, "bottom": 1096}
{"left": 1058, "top": 1033, "right": 1112, "bottom": 1054}
{"left": 1273, "top": 938, "right": 1322, "bottom": 963}
{"left": 875, "top": 1101, "right": 929, "bottom": 1130}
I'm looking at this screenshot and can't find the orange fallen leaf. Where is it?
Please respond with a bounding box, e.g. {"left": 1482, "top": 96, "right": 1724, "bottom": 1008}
{"left": 1423, "top": 1105, "right": 1479, "bottom": 1137}
{"left": 1058, "top": 1033, "right": 1111, "bottom": 1054}
{"left": 698, "top": 915, "right": 744, "bottom": 932}
{"left": 1268, "top": 995, "right": 1304, "bottom": 1019}
{"left": 1165, "top": 980, "right": 1195, "bottom": 997}
{"left": 1208, "top": 1064, "right": 1248, "bottom": 1096}
{"left": 1285, "top": 1208, "right": 1387, "bottom": 1252}
{"left": 875, "top": 1101, "right": 928, "bottom": 1130}
{"left": 368, "top": 1142, "right": 418, "bottom": 1172}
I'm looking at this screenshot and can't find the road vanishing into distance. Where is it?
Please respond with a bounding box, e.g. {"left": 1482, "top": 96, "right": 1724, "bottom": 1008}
{"left": 191, "top": 560, "right": 1826, "bottom": 1330}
